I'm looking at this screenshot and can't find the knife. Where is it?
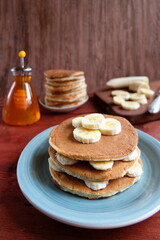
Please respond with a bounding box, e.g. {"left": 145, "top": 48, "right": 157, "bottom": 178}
{"left": 148, "top": 89, "right": 160, "bottom": 113}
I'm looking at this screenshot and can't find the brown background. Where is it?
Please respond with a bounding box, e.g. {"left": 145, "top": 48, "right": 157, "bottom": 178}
{"left": 1, "top": 0, "right": 160, "bottom": 98}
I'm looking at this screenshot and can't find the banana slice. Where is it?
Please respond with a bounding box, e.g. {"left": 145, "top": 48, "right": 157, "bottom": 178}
{"left": 121, "top": 101, "right": 140, "bottom": 110}
{"left": 129, "top": 81, "right": 149, "bottom": 92}
{"left": 56, "top": 152, "right": 78, "bottom": 165}
{"left": 138, "top": 88, "right": 155, "bottom": 98}
{"left": 106, "top": 76, "right": 149, "bottom": 88}
{"left": 84, "top": 180, "right": 109, "bottom": 190}
{"left": 123, "top": 148, "right": 139, "bottom": 161}
{"left": 73, "top": 127, "right": 101, "bottom": 144}
{"left": 81, "top": 113, "right": 105, "bottom": 130}
{"left": 72, "top": 117, "right": 83, "bottom": 128}
{"left": 129, "top": 93, "right": 148, "bottom": 104}
{"left": 113, "top": 96, "right": 125, "bottom": 105}
{"left": 99, "top": 118, "right": 121, "bottom": 135}
{"left": 111, "top": 90, "right": 130, "bottom": 100}
{"left": 48, "top": 157, "right": 62, "bottom": 172}
{"left": 127, "top": 161, "right": 143, "bottom": 177}
{"left": 89, "top": 160, "right": 113, "bottom": 170}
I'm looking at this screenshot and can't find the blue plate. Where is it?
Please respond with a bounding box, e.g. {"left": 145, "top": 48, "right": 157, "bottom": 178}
{"left": 17, "top": 127, "right": 160, "bottom": 229}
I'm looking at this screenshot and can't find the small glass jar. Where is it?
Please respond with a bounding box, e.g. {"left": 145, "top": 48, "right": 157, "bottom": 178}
{"left": 2, "top": 66, "right": 40, "bottom": 126}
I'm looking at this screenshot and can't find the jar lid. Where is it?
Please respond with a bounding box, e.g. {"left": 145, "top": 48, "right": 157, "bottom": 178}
{"left": 11, "top": 66, "right": 32, "bottom": 72}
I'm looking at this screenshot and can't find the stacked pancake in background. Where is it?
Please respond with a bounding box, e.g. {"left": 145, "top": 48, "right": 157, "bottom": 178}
{"left": 48, "top": 113, "right": 143, "bottom": 199}
{"left": 43, "top": 69, "right": 88, "bottom": 108}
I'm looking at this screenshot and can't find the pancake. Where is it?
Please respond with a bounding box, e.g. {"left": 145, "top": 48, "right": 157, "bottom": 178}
{"left": 48, "top": 146, "right": 140, "bottom": 181}
{"left": 45, "top": 91, "right": 87, "bottom": 102}
{"left": 44, "top": 69, "right": 84, "bottom": 79}
{"left": 49, "top": 168, "right": 139, "bottom": 199}
{"left": 44, "top": 97, "right": 87, "bottom": 108}
{"left": 45, "top": 84, "right": 87, "bottom": 95}
{"left": 44, "top": 82, "right": 86, "bottom": 93}
{"left": 49, "top": 115, "right": 138, "bottom": 160}
{"left": 45, "top": 78, "right": 85, "bottom": 86}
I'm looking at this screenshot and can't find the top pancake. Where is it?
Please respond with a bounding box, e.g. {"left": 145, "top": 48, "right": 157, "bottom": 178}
{"left": 49, "top": 114, "right": 138, "bottom": 160}
{"left": 44, "top": 69, "right": 84, "bottom": 79}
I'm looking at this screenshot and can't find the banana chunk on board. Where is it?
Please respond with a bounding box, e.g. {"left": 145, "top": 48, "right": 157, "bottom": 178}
{"left": 106, "top": 76, "right": 149, "bottom": 89}
{"left": 138, "top": 88, "right": 155, "bottom": 98}
{"left": 129, "top": 81, "right": 149, "bottom": 92}
{"left": 113, "top": 96, "right": 125, "bottom": 105}
{"left": 111, "top": 90, "right": 130, "bottom": 100}
{"left": 129, "top": 93, "right": 148, "bottom": 105}
{"left": 121, "top": 101, "right": 140, "bottom": 110}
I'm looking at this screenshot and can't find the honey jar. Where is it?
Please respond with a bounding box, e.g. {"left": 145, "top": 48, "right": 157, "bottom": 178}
{"left": 2, "top": 51, "right": 40, "bottom": 125}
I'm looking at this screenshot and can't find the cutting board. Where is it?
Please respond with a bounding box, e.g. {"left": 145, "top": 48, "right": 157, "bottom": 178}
{"left": 94, "top": 80, "right": 160, "bottom": 124}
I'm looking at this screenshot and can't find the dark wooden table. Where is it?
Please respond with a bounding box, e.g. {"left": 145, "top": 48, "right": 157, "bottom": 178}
{"left": 0, "top": 97, "right": 160, "bottom": 240}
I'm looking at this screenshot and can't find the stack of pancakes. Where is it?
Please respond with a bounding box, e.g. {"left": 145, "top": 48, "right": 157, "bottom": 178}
{"left": 43, "top": 69, "right": 88, "bottom": 108}
{"left": 48, "top": 114, "right": 143, "bottom": 199}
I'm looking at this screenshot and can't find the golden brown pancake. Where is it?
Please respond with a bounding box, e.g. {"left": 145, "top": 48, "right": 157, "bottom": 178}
{"left": 44, "top": 97, "right": 87, "bottom": 108}
{"left": 44, "top": 69, "right": 84, "bottom": 79}
{"left": 45, "top": 85, "right": 87, "bottom": 95}
{"left": 44, "top": 82, "right": 86, "bottom": 93}
{"left": 48, "top": 146, "right": 140, "bottom": 181}
{"left": 45, "top": 78, "right": 85, "bottom": 86}
{"left": 45, "top": 91, "right": 87, "bottom": 102}
{"left": 49, "top": 115, "right": 138, "bottom": 160}
{"left": 44, "top": 99, "right": 81, "bottom": 107}
{"left": 49, "top": 168, "right": 138, "bottom": 199}
{"left": 45, "top": 95, "right": 87, "bottom": 104}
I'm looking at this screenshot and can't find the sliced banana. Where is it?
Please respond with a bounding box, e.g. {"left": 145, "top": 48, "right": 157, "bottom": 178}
{"left": 121, "top": 101, "right": 140, "bottom": 110}
{"left": 123, "top": 148, "right": 139, "bottom": 161}
{"left": 84, "top": 180, "right": 109, "bottom": 190}
{"left": 99, "top": 118, "right": 121, "bottom": 135}
{"left": 106, "top": 76, "right": 149, "bottom": 88}
{"left": 129, "top": 81, "right": 149, "bottom": 92}
{"left": 111, "top": 90, "right": 130, "bottom": 100}
{"left": 81, "top": 113, "right": 105, "bottom": 130}
{"left": 136, "top": 97, "right": 148, "bottom": 105}
{"left": 127, "top": 161, "right": 143, "bottom": 177}
{"left": 72, "top": 117, "right": 83, "bottom": 128}
{"left": 113, "top": 96, "right": 125, "bottom": 105}
{"left": 73, "top": 127, "right": 101, "bottom": 144}
{"left": 129, "top": 93, "right": 148, "bottom": 104}
{"left": 48, "top": 157, "right": 63, "bottom": 172}
{"left": 89, "top": 160, "right": 113, "bottom": 170}
{"left": 138, "top": 88, "right": 155, "bottom": 98}
{"left": 56, "top": 152, "right": 78, "bottom": 165}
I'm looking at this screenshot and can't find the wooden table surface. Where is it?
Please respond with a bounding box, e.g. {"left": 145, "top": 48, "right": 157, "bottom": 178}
{"left": 0, "top": 97, "right": 160, "bottom": 240}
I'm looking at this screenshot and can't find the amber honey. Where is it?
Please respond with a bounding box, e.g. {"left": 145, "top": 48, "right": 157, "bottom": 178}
{"left": 2, "top": 74, "right": 40, "bottom": 126}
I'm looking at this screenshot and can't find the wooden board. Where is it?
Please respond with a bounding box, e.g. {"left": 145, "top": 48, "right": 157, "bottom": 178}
{"left": 94, "top": 80, "right": 160, "bottom": 124}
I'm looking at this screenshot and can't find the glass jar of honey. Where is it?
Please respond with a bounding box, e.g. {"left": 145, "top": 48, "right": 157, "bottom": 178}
{"left": 2, "top": 51, "right": 40, "bottom": 126}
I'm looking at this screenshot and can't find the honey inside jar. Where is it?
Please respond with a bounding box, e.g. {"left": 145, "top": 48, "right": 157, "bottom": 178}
{"left": 2, "top": 52, "right": 40, "bottom": 126}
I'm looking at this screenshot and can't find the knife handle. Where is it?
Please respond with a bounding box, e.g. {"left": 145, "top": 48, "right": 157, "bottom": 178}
{"left": 148, "top": 90, "right": 160, "bottom": 113}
